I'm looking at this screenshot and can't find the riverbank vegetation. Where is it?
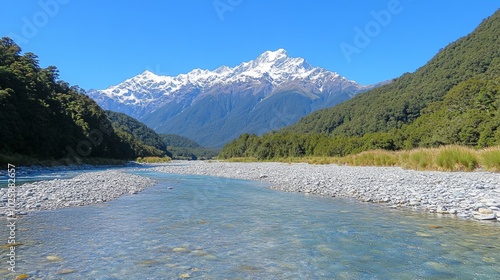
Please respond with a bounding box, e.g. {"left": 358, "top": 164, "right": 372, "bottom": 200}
{"left": 135, "top": 156, "right": 172, "bottom": 163}
{"left": 224, "top": 146, "right": 500, "bottom": 172}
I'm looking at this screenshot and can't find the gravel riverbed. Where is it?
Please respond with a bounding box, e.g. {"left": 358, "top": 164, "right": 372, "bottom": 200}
{"left": 2, "top": 161, "right": 499, "bottom": 222}
{"left": 0, "top": 170, "right": 157, "bottom": 215}
{"left": 154, "top": 161, "right": 500, "bottom": 222}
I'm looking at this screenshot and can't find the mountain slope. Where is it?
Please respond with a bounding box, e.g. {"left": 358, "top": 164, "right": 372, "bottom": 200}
{"left": 220, "top": 9, "right": 500, "bottom": 159}
{"left": 285, "top": 10, "right": 500, "bottom": 136}
{"left": 403, "top": 77, "right": 500, "bottom": 148}
{"left": 87, "top": 49, "right": 377, "bottom": 147}
{"left": 105, "top": 110, "right": 168, "bottom": 153}
{"left": 160, "top": 134, "right": 202, "bottom": 149}
{"left": 0, "top": 37, "right": 163, "bottom": 164}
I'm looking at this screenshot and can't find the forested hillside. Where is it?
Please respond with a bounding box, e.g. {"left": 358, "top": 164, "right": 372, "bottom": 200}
{"left": 287, "top": 10, "right": 500, "bottom": 136}
{"left": 161, "top": 134, "right": 202, "bottom": 149}
{"left": 160, "top": 134, "right": 219, "bottom": 160}
{"left": 220, "top": 9, "right": 500, "bottom": 160}
{"left": 106, "top": 111, "right": 169, "bottom": 154}
{"left": 0, "top": 38, "right": 164, "bottom": 165}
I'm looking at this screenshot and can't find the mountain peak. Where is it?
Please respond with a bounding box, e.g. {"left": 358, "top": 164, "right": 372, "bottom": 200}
{"left": 137, "top": 70, "right": 162, "bottom": 81}
{"left": 214, "top": 65, "right": 231, "bottom": 74}
{"left": 141, "top": 70, "right": 156, "bottom": 76}
{"left": 256, "top": 49, "right": 288, "bottom": 64}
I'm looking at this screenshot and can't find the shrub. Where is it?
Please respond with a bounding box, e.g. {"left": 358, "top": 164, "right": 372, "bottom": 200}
{"left": 136, "top": 156, "right": 171, "bottom": 163}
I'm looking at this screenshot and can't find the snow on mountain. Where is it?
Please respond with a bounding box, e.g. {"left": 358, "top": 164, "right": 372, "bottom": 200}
{"left": 92, "top": 49, "right": 358, "bottom": 108}
{"left": 87, "top": 49, "right": 377, "bottom": 147}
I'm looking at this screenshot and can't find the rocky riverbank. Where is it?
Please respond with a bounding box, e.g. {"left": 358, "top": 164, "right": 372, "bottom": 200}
{"left": 0, "top": 170, "right": 157, "bottom": 215}
{"left": 154, "top": 161, "right": 500, "bottom": 221}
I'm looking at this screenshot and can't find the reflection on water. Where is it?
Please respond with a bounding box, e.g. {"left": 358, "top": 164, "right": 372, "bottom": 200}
{"left": 0, "top": 172, "right": 499, "bottom": 279}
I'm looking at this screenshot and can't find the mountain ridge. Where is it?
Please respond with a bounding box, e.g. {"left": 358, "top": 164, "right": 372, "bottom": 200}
{"left": 87, "top": 49, "right": 379, "bottom": 147}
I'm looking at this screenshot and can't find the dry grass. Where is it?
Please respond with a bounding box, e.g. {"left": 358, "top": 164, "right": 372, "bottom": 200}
{"left": 434, "top": 146, "right": 478, "bottom": 171}
{"left": 479, "top": 147, "right": 500, "bottom": 172}
{"left": 222, "top": 146, "right": 500, "bottom": 172}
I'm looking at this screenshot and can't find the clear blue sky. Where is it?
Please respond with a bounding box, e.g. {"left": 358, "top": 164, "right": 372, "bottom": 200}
{"left": 1, "top": 1, "right": 498, "bottom": 90}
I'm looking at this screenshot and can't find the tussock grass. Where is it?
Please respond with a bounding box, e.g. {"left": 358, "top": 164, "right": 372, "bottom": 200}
{"left": 479, "top": 147, "right": 500, "bottom": 172}
{"left": 222, "top": 146, "right": 500, "bottom": 172}
{"left": 435, "top": 146, "right": 478, "bottom": 171}
{"left": 336, "top": 150, "right": 399, "bottom": 167}
{"left": 136, "top": 156, "right": 171, "bottom": 163}
{"left": 405, "top": 150, "right": 435, "bottom": 170}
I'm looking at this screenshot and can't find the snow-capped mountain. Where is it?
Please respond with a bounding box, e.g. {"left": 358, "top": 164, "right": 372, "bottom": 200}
{"left": 87, "top": 49, "right": 378, "bottom": 147}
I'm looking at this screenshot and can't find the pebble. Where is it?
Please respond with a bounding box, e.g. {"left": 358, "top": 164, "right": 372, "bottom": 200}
{"left": 154, "top": 161, "right": 500, "bottom": 223}
{"left": 172, "top": 247, "right": 190, "bottom": 253}
{"left": 46, "top": 255, "right": 63, "bottom": 262}
{"left": 478, "top": 208, "right": 493, "bottom": 214}
{"left": 58, "top": 269, "right": 76, "bottom": 275}
{"left": 15, "top": 274, "right": 29, "bottom": 280}
{"left": 474, "top": 213, "right": 496, "bottom": 220}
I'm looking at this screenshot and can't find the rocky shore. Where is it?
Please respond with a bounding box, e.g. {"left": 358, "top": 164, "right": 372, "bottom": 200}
{"left": 154, "top": 161, "right": 500, "bottom": 221}
{"left": 0, "top": 170, "right": 157, "bottom": 215}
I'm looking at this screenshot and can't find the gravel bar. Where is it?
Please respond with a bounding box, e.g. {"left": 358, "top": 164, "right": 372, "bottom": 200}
{"left": 154, "top": 161, "right": 500, "bottom": 222}
{"left": 0, "top": 170, "right": 157, "bottom": 215}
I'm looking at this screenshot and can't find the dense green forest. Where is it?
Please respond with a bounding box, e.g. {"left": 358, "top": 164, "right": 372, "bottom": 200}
{"left": 161, "top": 134, "right": 202, "bottom": 149}
{"left": 97, "top": 114, "right": 218, "bottom": 160}
{"left": 220, "top": 9, "right": 500, "bottom": 160}
{"left": 0, "top": 37, "right": 164, "bottom": 165}
{"left": 160, "top": 134, "right": 219, "bottom": 160}
{"left": 106, "top": 111, "right": 170, "bottom": 156}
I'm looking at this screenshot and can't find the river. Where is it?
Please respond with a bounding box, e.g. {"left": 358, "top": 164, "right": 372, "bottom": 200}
{"left": 0, "top": 168, "right": 499, "bottom": 279}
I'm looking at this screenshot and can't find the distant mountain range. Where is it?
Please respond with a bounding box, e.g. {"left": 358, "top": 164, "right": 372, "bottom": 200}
{"left": 87, "top": 49, "right": 380, "bottom": 147}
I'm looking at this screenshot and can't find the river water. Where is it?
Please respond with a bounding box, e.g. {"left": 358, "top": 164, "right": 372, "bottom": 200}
{"left": 1, "top": 169, "right": 499, "bottom": 279}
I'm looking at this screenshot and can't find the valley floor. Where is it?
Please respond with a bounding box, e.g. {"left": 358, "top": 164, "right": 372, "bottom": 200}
{"left": 155, "top": 161, "right": 500, "bottom": 222}
{"left": 3, "top": 161, "right": 499, "bottom": 223}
